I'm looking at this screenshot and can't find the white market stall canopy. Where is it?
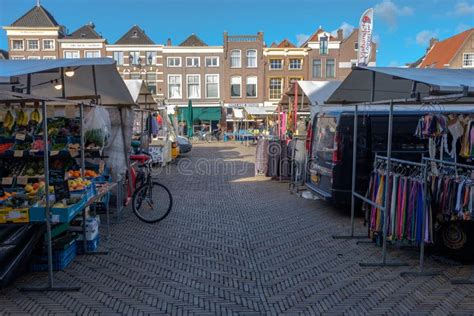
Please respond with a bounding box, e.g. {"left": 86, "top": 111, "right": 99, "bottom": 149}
{"left": 124, "top": 79, "right": 154, "bottom": 108}
{"left": 326, "top": 66, "right": 474, "bottom": 104}
{"left": 244, "top": 106, "right": 277, "bottom": 116}
{"left": 0, "top": 58, "right": 135, "bottom": 106}
{"left": 279, "top": 80, "right": 341, "bottom": 119}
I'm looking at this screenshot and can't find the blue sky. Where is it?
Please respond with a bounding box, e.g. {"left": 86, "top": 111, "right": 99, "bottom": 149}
{"left": 0, "top": 0, "right": 473, "bottom": 66}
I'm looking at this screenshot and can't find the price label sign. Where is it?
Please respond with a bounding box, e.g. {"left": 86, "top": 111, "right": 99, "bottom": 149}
{"left": 15, "top": 133, "right": 26, "bottom": 141}
{"left": 16, "top": 176, "right": 28, "bottom": 185}
{"left": 14, "top": 150, "right": 24, "bottom": 157}
{"left": 50, "top": 150, "right": 59, "bottom": 156}
{"left": 1, "top": 177, "right": 13, "bottom": 185}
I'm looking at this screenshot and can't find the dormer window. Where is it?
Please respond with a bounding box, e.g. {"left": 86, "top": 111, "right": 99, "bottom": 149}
{"left": 132, "top": 31, "right": 138, "bottom": 38}
{"left": 320, "top": 36, "right": 328, "bottom": 55}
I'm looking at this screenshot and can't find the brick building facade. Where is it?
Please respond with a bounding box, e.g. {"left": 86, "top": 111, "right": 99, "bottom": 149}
{"left": 3, "top": 4, "right": 378, "bottom": 126}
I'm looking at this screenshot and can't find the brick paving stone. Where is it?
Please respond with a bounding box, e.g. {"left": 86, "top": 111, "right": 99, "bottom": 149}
{"left": 0, "top": 143, "right": 473, "bottom": 315}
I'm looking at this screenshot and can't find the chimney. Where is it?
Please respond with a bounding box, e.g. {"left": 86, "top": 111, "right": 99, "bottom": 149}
{"left": 429, "top": 38, "right": 438, "bottom": 49}
{"left": 167, "top": 38, "right": 172, "bottom": 46}
{"left": 337, "top": 29, "right": 343, "bottom": 41}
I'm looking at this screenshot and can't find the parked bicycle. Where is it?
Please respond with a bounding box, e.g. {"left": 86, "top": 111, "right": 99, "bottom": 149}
{"left": 129, "top": 154, "right": 173, "bottom": 223}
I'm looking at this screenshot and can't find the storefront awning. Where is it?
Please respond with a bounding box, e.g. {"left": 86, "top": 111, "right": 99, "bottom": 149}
{"left": 177, "top": 107, "right": 221, "bottom": 121}
{"left": 244, "top": 106, "right": 277, "bottom": 116}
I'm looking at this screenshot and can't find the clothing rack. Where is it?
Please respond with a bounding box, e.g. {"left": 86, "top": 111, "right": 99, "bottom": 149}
{"left": 422, "top": 157, "right": 474, "bottom": 284}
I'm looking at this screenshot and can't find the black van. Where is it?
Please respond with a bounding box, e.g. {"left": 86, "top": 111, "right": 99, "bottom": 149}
{"left": 306, "top": 106, "right": 429, "bottom": 207}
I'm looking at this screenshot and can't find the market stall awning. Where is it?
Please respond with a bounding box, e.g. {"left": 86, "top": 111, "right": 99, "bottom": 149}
{"left": 0, "top": 58, "right": 135, "bottom": 106}
{"left": 178, "top": 107, "right": 221, "bottom": 121}
{"left": 326, "top": 66, "right": 474, "bottom": 104}
{"left": 244, "top": 106, "right": 277, "bottom": 116}
{"left": 124, "top": 79, "right": 153, "bottom": 107}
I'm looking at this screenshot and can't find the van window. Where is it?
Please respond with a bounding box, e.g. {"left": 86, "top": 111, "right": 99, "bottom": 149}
{"left": 371, "top": 116, "right": 426, "bottom": 152}
{"left": 312, "top": 116, "right": 337, "bottom": 161}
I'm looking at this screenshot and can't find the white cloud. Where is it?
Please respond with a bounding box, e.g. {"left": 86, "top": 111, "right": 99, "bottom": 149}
{"left": 372, "top": 34, "right": 381, "bottom": 45}
{"left": 296, "top": 34, "right": 310, "bottom": 47}
{"left": 388, "top": 60, "right": 400, "bottom": 67}
{"left": 451, "top": 1, "right": 474, "bottom": 16}
{"left": 415, "top": 30, "right": 439, "bottom": 46}
{"left": 331, "top": 22, "right": 355, "bottom": 39}
{"left": 374, "top": 0, "right": 414, "bottom": 30}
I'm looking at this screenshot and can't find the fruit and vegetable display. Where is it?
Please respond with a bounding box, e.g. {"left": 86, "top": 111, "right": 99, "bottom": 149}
{"left": 0, "top": 143, "right": 14, "bottom": 154}
{"left": 68, "top": 178, "right": 92, "bottom": 192}
{"left": 0, "top": 160, "right": 24, "bottom": 178}
{"left": 21, "top": 161, "right": 45, "bottom": 177}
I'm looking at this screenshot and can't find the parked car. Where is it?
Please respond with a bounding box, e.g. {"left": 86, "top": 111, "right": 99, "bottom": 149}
{"left": 177, "top": 136, "right": 192, "bottom": 154}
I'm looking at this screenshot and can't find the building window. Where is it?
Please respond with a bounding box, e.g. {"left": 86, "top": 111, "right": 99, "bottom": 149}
{"left": 146, "top": 73, "right": 157, "bottom": 94}
{"left": 270, "top": 59, "right": 283, "bottom": 70}
{"left": 43, "top": 39, "right": 54, "bottom": 50}
{"left": 312, "top": 59, "right": 322, "bottom": 78}
{"left": 85, "top": 51, "right": 100, "bottom": 58}
{"left": 269, "top": 78, "right": 283, "bottom": 100}
{"left": 246, "top": 49, "right": 257, "bottom": 68}
{"left": 12, "top": 40, "right": 23, "bottom": 50}
{"left": 11, "top": 56, "right": 25, "bottom": 60}
{"left": 289, "top": 58, "right": 302, "bottom": 70}
{"left": 129, "top": 52, "right": 140, "bottom": 65}
{"left": 288, "top": 77, "right": 302, "bottom": 88}
{"left": 205, "top": 56, "right": 219, "bottom": 67}
{"left": 168, "top": 75, "right": 182, "bottom": 99}
{"left": 130, "top": 73, "right": 141, "bottom": 79}
{"left": 354, "top": 42, "right": 359, "bottom": 50}
{"left": 463, "top": 53, "right": 474, "bottom": 68}
{"left": 27, "top": 40, "right": 39, "bottom": 51}
{"left": 186, "top": 57, "right": 200, "bottom": 67}
{"left": 43, "top": 56, "right": 56, "bottom": 60}
{"left": 187, "top": 75, "right": 200, "bottom": 99}
{"left": 230, "top": 76, "right": 242, "bottom": 98}
{"left": 27, "top": 56, "right": 41, "bottom": 60}
{"left": 167, "top": 57, "right": 181, "bottom": 67}
{"left": 230, "top": 50, "right": 241, "bottom": 68}
{"left": 205, "top": 74, "right": 219, "bottom": 98}
{"left": 320, "top": 36, "right": 328, "bottom": 55}
{"left": 113, "top": 51, "right": 124, "bottom": 65}
{"left": 146, "top": 51, "right": 156, "bottom": 65}
{"left": 326, "top": 59, "right": 335, "bottom": 78}
{"left": 64, "top": 50, "right": 80, "bottom": 59}
{"left": 246, "top": 76, "right": 257, "bottom": 98}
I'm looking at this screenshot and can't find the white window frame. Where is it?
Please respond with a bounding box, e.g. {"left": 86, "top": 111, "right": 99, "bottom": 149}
{"left": 288, "top": 58, "right": 303, "bottom": 70}
{"left": 113, "top": 51, "right": 124, "bottom": 65}
{"left": 186, "top": 74, "right": 201, "bottom": 99}
{"left": 167, "top": 57, "right": 182, "bottom": 67}
{"left": 312, "top": 59, "right": 322, "bottom": 78}
{"left": 205, "top": 74, "right": 220, "bottom": 99}
{"left": 11, "top": 39, "right": 24, "bottom": 51}
{"left": 146, "top": 51, "right": 156, "bottom": 65}
{"left": 43, "top": 56, "right": 56, "bottom": 60}
{"left": 269, "top": 77, "right": 284, "bottom": 100}
{"left": 27, "top": 56, "right": 41, "bottom": 60}
{"left": 462, "top": 53, "right": 474, "bottom": 68}
{"left": 186, "top": 57, "right": 200, "bottom": 68}
{"left": 230, "top": 49, "right": 241, "bottom": 68}
{"left": 84, "top": 50, "right": 101, "bottom": 58}
{"left": 168, "top": 74, "right": 182, "bottom": 99}
{"left": 246, "top": 76, "right": 258, "bottom": 98}
{"left": 246, "top": 49, "right": 257, "bottom": 68}
{"left": 26, "top": 39, "right": 39, "bottom": 51}
{"left": 42, "top": 39, "right": 55, "bottom": 51}
{"left": 10, "top": 56, "right": 25, "bottom": 60}
{"left": 205, "top": 56, "right": 219, "bottom": 67}
{"left": 128, "top": 51, "right": 140, "bottom": 65}
{"left": 326, "top": 58, "right": 336, "bottom": 78}
{"left": 230, "top": 76, "right": 242, "bottom": 98}
{"left": 63, "top": 50, "right": 80, "bottom": 59}
{"left": 269, "top": 59, "right": 283, "bottom": 70}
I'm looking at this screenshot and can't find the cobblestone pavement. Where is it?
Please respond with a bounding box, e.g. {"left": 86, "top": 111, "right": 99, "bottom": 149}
{"left": 1, "top": 142, "right": 474, "bottom": 315}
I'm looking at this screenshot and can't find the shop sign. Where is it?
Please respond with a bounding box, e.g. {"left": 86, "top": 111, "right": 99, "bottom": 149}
{"left": 225, "top": 103, "right": 262, "bottom": 108}
{"left": 61, "top": 43, "right": 103, "bottom": 49}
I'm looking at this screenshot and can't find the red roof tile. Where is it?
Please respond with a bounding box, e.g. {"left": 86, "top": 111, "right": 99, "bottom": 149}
{"left": 276, "top": 39, "right": 296, "bottom": 48}
{"left": 419, "top": 28, "right": 473, "bottom": 68}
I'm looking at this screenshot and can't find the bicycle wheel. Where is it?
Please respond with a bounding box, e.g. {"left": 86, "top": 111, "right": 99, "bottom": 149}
{"left": 132, "top": 182, "right": 173, "bottom": 223}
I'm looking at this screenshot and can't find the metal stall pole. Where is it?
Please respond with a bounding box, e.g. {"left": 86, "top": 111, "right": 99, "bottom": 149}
{"left": 20, "top": 101, "right": 80, "bottom": 292}
{"left": 401, "top": 158, "right": 441, "bottom": 277}
{"left": 333, "top": 104, "right": 366, "bottom": 239}
{"left": 360, "top": 100, "right": 407, "bottom": 267}
{"left": 80, "top": 102, "right": 107, "bottom": 256}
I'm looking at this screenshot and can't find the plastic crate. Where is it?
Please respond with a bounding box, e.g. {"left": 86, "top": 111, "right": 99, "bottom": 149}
{"left": 29, "top": 195, "right": 86, "bottom": 223}
{"left": 30, "top": 237, "right": 77, "bottom": 271}
{"left": 0, "top": 207, "right": 29, "bottom": 223}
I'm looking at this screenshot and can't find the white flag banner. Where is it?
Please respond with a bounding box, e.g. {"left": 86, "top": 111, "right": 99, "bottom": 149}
{"left": 357, "top": 8, "right": 374, "bottom": 66}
